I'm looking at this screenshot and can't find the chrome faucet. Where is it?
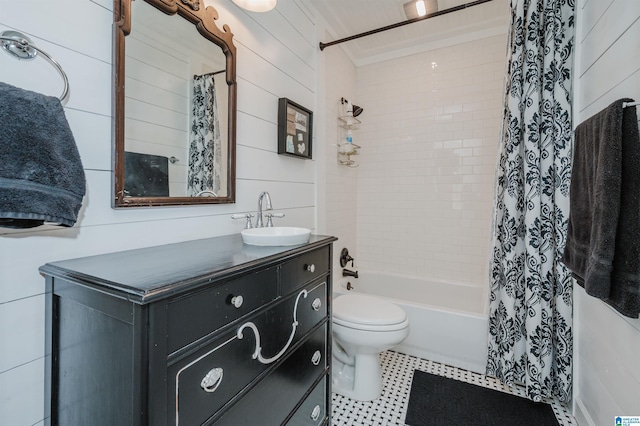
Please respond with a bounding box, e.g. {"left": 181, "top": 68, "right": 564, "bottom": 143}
{"left": 255, "top": 191, "right": 272, "bottom": 228}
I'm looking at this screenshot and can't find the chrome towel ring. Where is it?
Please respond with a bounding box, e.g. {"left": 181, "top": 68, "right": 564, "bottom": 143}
{"left": 0, "top": 30, "right": 70, "bottom": 102}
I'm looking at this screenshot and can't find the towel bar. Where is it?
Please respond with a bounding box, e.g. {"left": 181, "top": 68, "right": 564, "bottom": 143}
{"left": 0, "top": 30, "right": 70, "bottom": 102}
{"left": 622, "top": 101, "right": 639, "bottom": 108}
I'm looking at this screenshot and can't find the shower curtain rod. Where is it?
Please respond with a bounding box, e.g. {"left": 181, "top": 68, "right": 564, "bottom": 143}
{"left": 194, "top": 69, "right": 225, "bottom": 78}
{"left": 319, "top": 0, "right": 494, "bottom": 51}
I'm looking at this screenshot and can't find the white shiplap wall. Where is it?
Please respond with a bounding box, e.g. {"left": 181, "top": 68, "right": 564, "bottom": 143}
{"left": 0, "top": 0, "right": 320, "bottom": 424}
{"left": 572, "top": 0, "right": 640, "bottom": 424}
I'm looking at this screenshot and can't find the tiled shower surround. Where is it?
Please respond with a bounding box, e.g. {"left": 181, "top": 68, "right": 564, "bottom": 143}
{"left": 354, "top": 34, "right": 507, "bottom": 286}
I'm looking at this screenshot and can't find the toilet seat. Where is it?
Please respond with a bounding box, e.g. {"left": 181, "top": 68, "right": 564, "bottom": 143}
{"left": 333, "top": 294, "right": 408, "bottom": 331}
{"left": 333, "top": 316, "right": 410, "bottom": 332}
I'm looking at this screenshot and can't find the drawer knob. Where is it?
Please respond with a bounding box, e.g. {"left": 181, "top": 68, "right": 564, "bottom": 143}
{"left": 311, "top": 404, "right": 321, "bottom": 421}
{"left": 230, "top": 295, "right": 244, "bottom": 308}
{"left": 311, "top": 298, "right": 322, "bottom": 311}
{"left": 305, "top": 263, "right": 315, "bottom": 273}
{"left": 200, "top": 367, "right": 224, "bottom": 393}
{"left": 311, "top": 350, "right": 322, "bottom": 366}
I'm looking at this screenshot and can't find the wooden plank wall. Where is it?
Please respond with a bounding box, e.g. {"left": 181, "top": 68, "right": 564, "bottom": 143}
{"left": 572, "top": 0, "right": 640, "bottom": 424}
{"left": 0, "top": 0, "right": 319, "bottom": 424}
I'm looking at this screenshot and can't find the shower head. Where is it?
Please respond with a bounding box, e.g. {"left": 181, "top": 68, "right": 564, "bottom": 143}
{"left": 340, "top": 97, "right": 364, "bottom": 118}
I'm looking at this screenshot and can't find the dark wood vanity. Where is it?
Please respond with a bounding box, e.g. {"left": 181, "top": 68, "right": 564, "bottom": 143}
{"left": 40, "top": 234, "right": 336, "bottom": 425}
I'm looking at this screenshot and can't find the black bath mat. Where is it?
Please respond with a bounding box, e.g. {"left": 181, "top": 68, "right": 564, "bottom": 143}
{"left": 405, "top": 370, "right": 560, "bottom": 426}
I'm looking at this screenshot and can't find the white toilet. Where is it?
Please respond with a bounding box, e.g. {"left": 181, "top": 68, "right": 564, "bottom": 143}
{"left": 332, "top": 293, "right": 410, "bottom": 401}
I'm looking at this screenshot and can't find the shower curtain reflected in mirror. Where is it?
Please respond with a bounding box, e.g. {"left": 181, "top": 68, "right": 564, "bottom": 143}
{"left": 188, "top": 74, "right": 222, "bottom": 196}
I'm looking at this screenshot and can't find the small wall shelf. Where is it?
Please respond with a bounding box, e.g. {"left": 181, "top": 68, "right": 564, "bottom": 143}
{"left": 337, "top": 99, "right": 361, "bottom": 167}
{"left": 338, "top": 116, "right": 361, "bottom": 129}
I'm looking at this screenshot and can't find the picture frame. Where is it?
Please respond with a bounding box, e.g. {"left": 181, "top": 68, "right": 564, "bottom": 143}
{"left": 278, "top": 98, "right": 313, "bottom": 159}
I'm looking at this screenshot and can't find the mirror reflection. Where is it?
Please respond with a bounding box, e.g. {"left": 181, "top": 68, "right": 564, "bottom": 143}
{"left": 114, "top": 0, "right": 236, "bottom": 207}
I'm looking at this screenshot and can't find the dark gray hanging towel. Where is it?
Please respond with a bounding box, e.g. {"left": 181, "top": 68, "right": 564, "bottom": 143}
{"left": 0, "top": 82, "right": 86, "bottom": 228}
{"left": 563, "top": 98, "right": 640, "bottom": 318}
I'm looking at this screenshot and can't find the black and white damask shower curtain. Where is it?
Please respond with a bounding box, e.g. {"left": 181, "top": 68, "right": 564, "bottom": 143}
{"left": 487, "top": 0, "right": 574, "bottom": 402}
{"left": 188, "top": 74, "right": 222, "bottom": 196}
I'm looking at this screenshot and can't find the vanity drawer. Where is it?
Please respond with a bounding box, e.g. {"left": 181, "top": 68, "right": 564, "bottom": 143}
{"left": 170, "top": 281, "right": 327, "bottom": 426}
{"left": 281, "top": 246, "right": 330, "bottom": 295}
{"left": 245, "top": 279, "right": 327, "bottom": 362}
{"left": 286, "top": 375, "right": 328, "bottom": 426}
{"left": 211, "top": 324, "right": 327, "bottom": 426}
{"left": 172, "top": 324, "right": 266, "bottom": 426}
{"left": 167, "top": 267, "right": 278, "bottom": 353}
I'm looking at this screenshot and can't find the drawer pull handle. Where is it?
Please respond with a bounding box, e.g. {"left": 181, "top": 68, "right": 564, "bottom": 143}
{"left": 312, "top": 298, "right": 322, "bottom": 311}
{"left": 200, "top": 368, "right": 223, "bottom": 393}
{"left": 305, "top": 263, "right": 315, "bottom": 273}
{"left": 311, "top": 405, "right": 321, "bottom": 421}
{"left": 237, "top": 289, "right": 309, "bottom": 365}
{"left": 311, "top": 350, "right": 322, "bottom": 366}
{"left": 230, "top": 295, "right": 244, "bottom": 309}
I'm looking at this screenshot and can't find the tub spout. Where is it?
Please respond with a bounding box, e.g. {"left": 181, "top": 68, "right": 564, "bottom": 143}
{"left": 342, "top": 269, "right": 358, "bottom": 278}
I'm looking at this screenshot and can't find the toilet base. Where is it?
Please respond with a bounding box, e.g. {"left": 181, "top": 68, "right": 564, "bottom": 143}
{"left": 332, "top": 352, "right": 383, "bottom": 401}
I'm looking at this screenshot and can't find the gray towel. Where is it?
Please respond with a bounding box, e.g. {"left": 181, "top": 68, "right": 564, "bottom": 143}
{"left": 562, "top": 98, "right": 640, "bottom": 318}
{"left": 0, "top": 82, "right": 86, "bottom": 228}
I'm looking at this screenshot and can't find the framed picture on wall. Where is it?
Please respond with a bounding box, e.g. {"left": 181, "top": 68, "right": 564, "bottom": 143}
{"left": 278, "top": 98, "right": 313, "bottom": 159}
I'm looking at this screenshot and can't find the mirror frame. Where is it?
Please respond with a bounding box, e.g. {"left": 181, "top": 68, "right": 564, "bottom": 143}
{"left": 113, "top": 0, "right": 237, "bottom": 207}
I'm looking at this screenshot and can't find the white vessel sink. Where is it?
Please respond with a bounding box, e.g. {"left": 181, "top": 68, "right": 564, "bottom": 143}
{"left": 241, "top": 227, "right": 311, "bottom": 246}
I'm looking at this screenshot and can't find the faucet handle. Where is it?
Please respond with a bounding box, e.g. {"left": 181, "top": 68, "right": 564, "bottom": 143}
{"left": 264, "top": 212, "right": 285, "bottom": 227}
{"left": 231, "top": 213, "right": 254, "bottom": 229}
{"left": 339, "top": 248, "right": 354, "bottom": 267}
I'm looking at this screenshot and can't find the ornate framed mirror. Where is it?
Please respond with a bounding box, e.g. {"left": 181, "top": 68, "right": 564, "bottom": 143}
{"left": 113, "top": 0, "right": 236, "bottom": 207}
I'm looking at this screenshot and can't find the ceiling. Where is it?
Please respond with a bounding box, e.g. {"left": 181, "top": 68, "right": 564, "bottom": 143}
{"left": 309, "top": 0, "right": 510, "bottom": 66}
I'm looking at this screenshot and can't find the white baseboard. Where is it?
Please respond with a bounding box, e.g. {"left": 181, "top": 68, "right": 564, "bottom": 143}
{"left": 573, "top": 396, "right": 595, "bottom": 426}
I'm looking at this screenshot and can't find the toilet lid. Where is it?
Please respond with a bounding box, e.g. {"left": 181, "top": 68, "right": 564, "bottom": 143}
{"left": 333, "top": 294, "right": 407, "bottom": 326}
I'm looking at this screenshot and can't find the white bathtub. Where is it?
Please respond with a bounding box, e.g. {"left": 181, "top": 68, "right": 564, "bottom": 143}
{"left": 335, "top": 272, "right": 488, "bottom": 374}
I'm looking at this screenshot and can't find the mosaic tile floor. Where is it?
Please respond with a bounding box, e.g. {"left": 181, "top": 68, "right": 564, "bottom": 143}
{"left": 331, "top": 351, "right": 577, "bottom": 426}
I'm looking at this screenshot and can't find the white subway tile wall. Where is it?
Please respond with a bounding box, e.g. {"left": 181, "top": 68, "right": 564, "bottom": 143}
{"left": 354, "top": 35, "right": 507, "bottom": 286}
